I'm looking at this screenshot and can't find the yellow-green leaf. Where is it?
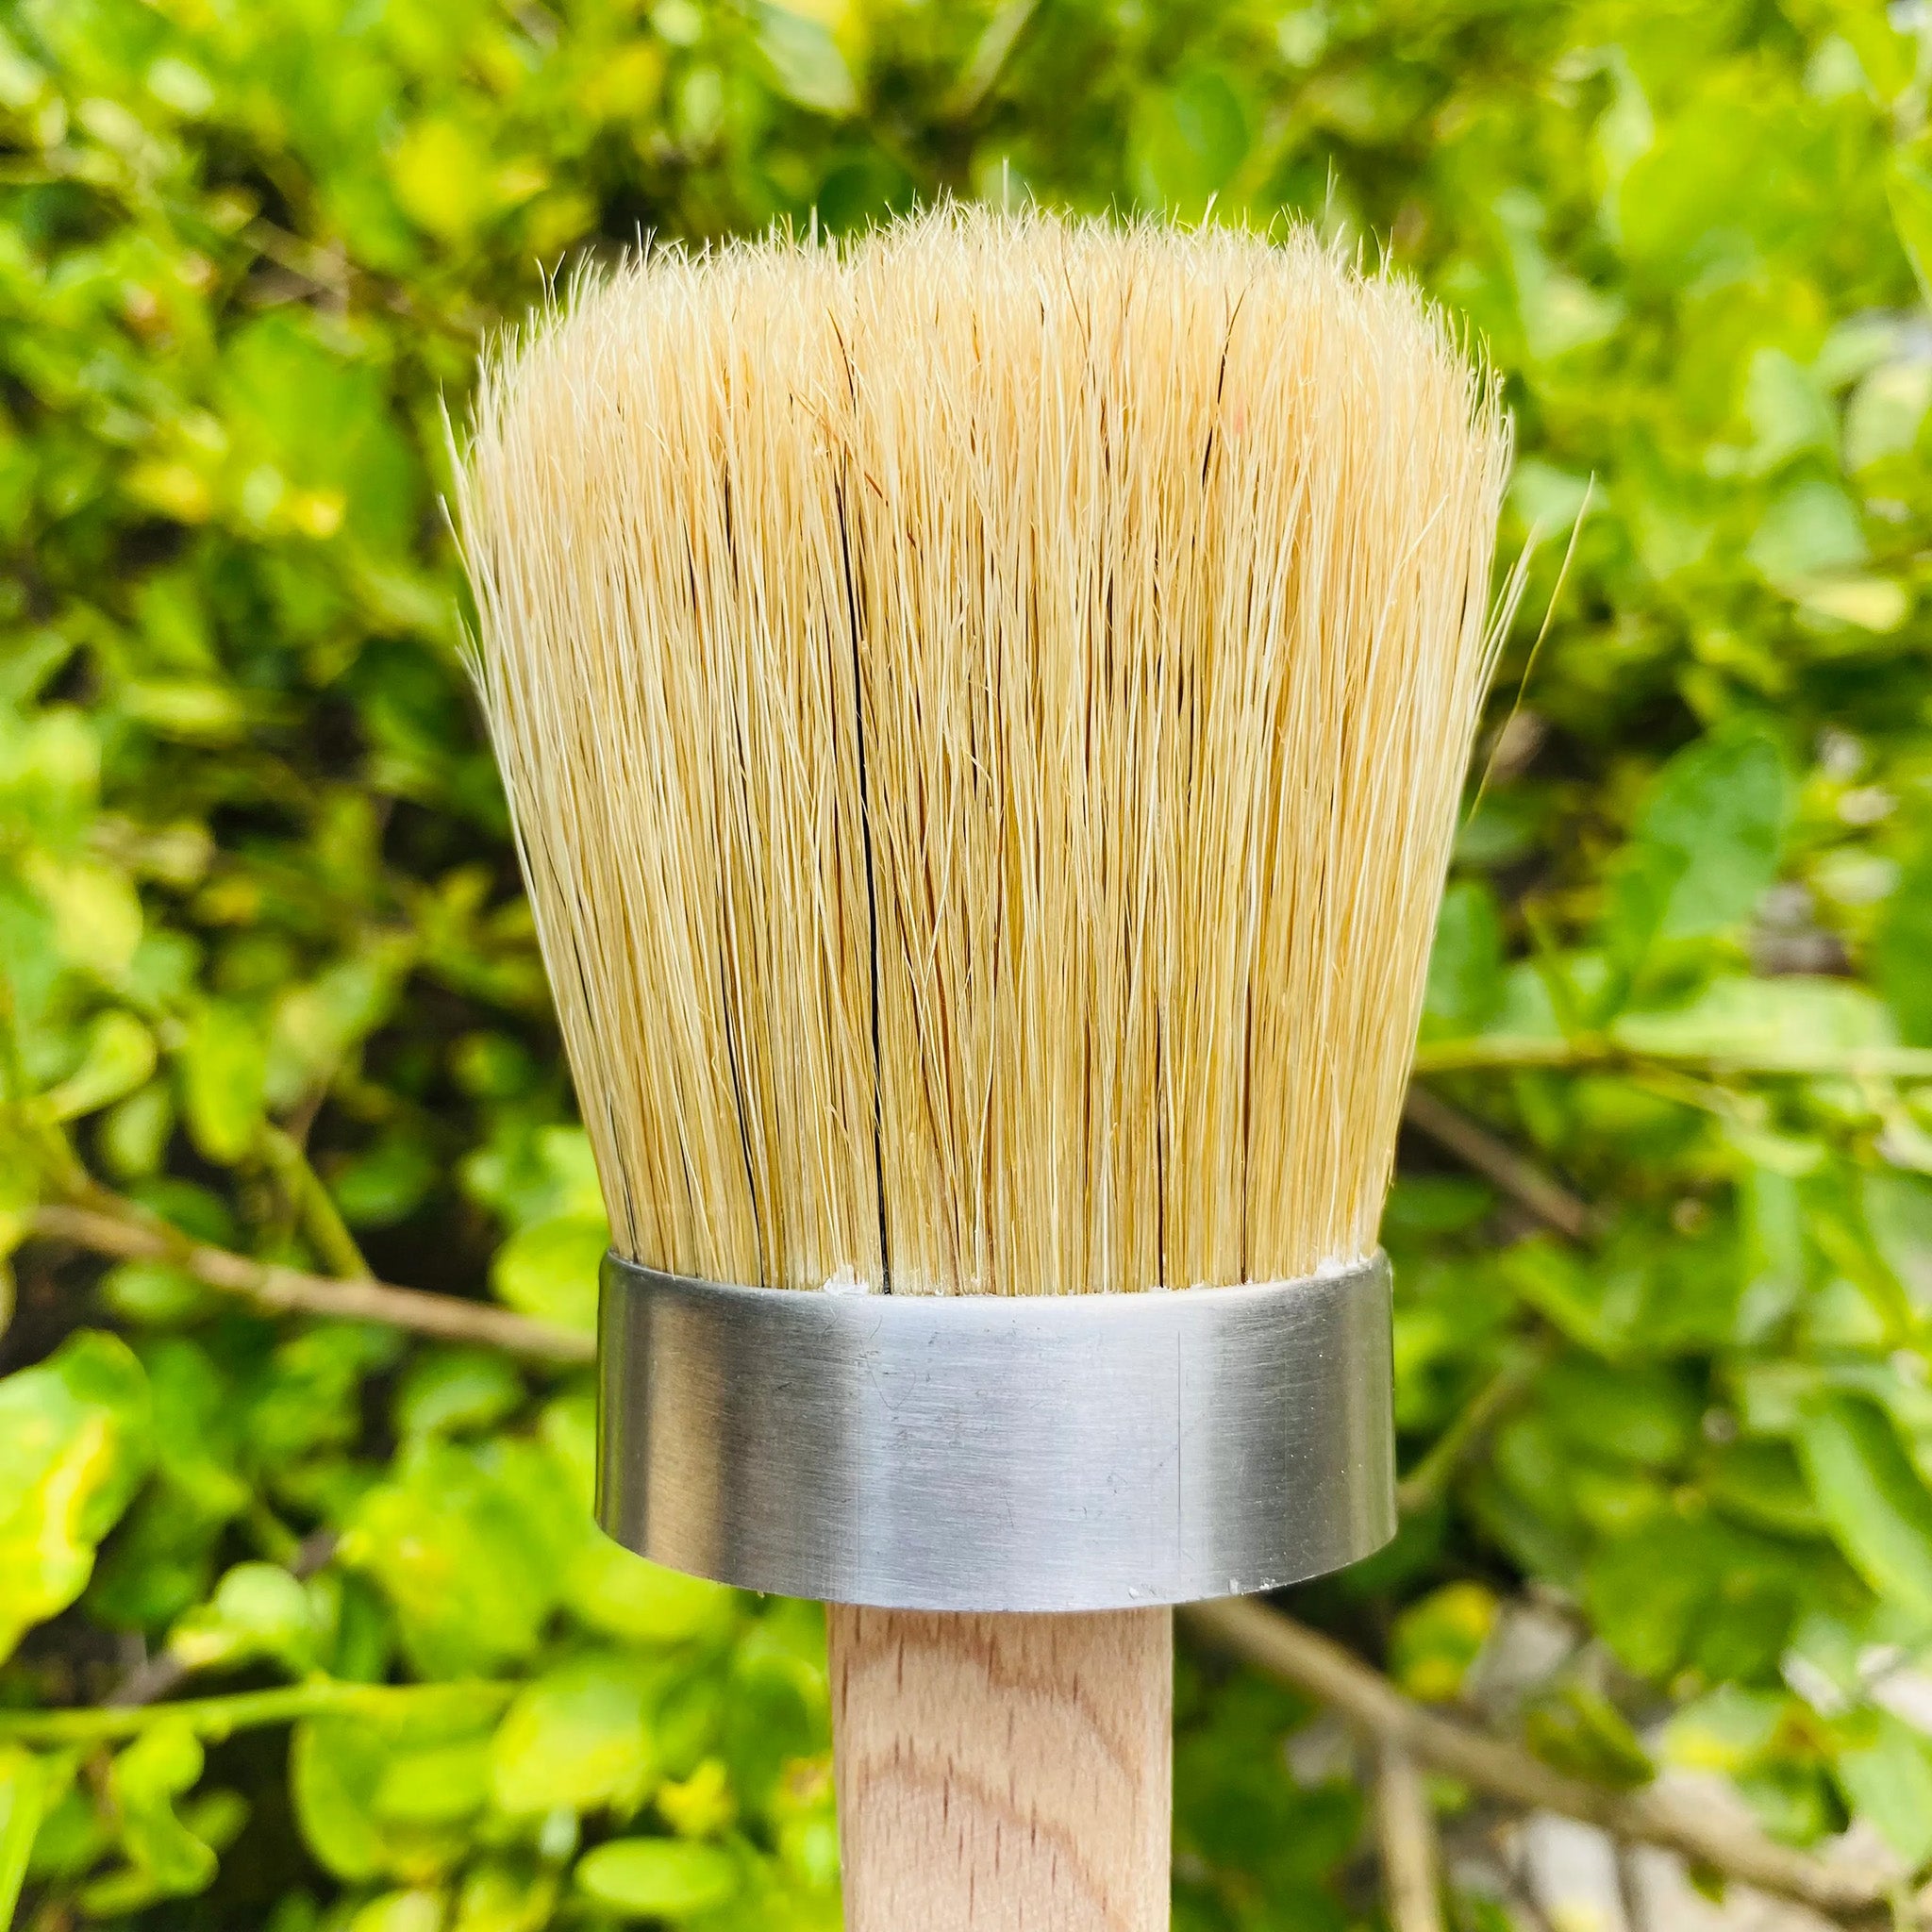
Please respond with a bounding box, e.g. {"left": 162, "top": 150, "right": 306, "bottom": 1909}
{"left": 1887, "top": 151, "right": 1932, "bottom": 309}
{"left": 44, "top": 1011, "right": 156, "bottom": 1122}
{"left": 23, "top": 854, "right": 142, "bottom": 979}
{"left": 0, "top": 1748, "right": 42, "bottom": 1928}
{"left": 575, "top": 1838, "right": 740, "bottom": 1920}
{"left": 391, "top": 118, "right": 495, "bottom": 240}
{"left": 1389, "top": 1581, "right": 1496, "bottom": 1703}
{"left": 0, "top": 1332, "right": 151, "bottom": 1661}
{"left": 758, "top": 4, "right": 857, "bottom": 115}
{"left": 491, "top": 1213, "right": 607, "bottom": 1333}
{"left": 177, "top": 1002, "right": 266, "bottom": 1165}
{"left": 1799, "top": 1393, "right": 1932, "bottom": 1621}
{"left": 491, "top": 1651, "right": 659, "bottom": 1817}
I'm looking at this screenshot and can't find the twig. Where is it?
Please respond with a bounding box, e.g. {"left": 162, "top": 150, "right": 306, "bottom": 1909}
{"left": 105, "top": 1650, "right": 194, "bottom": 1714}
{"left": 27, "top": 1202, "right": 593, "bottom": 1366}
{"left": 242, "top": 218, "right": 487, "bottom": 339}
{"left": 1396, "top": 1339, "right": 1553, "bottom": 1516}
{"left": 1377, "top": 1739, "right": 1444, "bottom": 1932}
{"left": 1183, "top": 1598, "right": 1891, "bottom": 1926}
{"left": 1403, "top": 1086, "right": 1596, "bottom": 1241}
{"left": 0, "top": 1677, "right": 515, "bottom": 1747}
{"left": 1412, "top": 1037, "right": 1932, "bottom": 1081}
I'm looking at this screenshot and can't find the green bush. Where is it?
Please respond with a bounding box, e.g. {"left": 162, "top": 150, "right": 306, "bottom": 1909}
{"left": 2, "top": 0, "right": 1931, "bottom": 1926}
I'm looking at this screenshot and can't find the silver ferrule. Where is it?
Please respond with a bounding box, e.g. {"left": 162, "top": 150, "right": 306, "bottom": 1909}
{"left": 595, "top": 1252, "right": 1396, "bottom": 1613}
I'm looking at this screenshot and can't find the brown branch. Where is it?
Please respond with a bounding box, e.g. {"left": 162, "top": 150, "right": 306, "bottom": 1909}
{"left": 1403, "top": 1085, "right": 1596, "bottom": 1241}
{"left": 1411, "top": 1036, "right": 1932, "bottom": 1081}
{"left": 1376, "top": 1739, "right": 1445, "bottom": 1932}
{"left": 27, "top": 1202, "right": 593, "bottom": 1366}
{"left": 1183, "top": 1597, "right": 1892, "bottom": 1927}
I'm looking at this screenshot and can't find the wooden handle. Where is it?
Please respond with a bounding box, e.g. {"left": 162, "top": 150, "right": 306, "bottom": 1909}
{"left": 827, "top": 1605, "right": 1171, "bottom": 1932}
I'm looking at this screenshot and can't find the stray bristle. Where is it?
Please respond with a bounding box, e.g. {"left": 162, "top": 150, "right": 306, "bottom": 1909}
{"left": 457, "top": 205, "right": 1513, "bottom": 1296}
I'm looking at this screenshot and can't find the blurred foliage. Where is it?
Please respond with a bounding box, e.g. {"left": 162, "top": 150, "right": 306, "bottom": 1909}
{"left": 1, "top": 0, "right": 1931, "bottom": 1925}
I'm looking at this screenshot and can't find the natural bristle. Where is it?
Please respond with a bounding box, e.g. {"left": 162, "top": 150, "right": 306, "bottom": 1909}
{"left": 457, "top": 206, "right": 1513, "bottom": 1296}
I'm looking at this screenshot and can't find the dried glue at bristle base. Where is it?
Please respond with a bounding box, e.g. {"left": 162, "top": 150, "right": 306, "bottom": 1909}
{"left": 455, "top": 207, "right": 1515, "bottom": 1306}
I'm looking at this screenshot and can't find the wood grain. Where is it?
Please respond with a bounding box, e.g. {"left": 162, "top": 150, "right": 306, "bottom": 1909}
{"left": 828, "top": 1606, "right": 1171, "bottom": 1932}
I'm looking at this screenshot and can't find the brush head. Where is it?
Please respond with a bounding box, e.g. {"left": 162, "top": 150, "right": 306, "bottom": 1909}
{"left": 458, "top": 205, "right": 1511, "bottom": 1299}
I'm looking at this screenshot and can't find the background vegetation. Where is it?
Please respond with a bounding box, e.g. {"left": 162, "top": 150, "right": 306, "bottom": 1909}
{"left": 2, "top": 0, "right": 1931, "bottom": 1927}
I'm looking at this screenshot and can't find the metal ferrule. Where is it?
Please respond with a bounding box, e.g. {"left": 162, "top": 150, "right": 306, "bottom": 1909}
{"left": 595, "top": 1252, "right": 1395, "bottom": 1614}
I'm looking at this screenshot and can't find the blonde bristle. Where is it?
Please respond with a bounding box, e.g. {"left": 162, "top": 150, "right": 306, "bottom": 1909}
{"left": 456, "top": 206, "right": 1513, "bottom": 1297}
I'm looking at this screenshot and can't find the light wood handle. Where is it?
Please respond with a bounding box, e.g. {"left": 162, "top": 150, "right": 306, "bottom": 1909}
{"left": 827, "top": 1605, "right": 1171, "bottom": 1932}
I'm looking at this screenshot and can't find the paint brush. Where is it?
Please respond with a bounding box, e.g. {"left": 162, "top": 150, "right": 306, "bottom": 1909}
{"left": 457, "top": 205, "right": 1511, "bottom": 1932}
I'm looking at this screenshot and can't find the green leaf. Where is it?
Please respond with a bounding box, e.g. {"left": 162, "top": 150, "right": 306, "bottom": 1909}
{"left": 1887, "top": 150, "right": 1932, "bottom": 308}
{"left": 565, "top": 1539, "right": 739, "bottom": 1648}
{"left": 575, "top": 1838, "right": 741, "bottom": 1919}
{"left": 44, "top": 1011, "right": 156, "bottom": 1121}
{"left": 100, "top": 1083, "right": 175, "bottom": 1180}
{"left": 291, "top": 1721, "right": 392, "bottom": 1883}
{"left": 1745, "top": 478, "right": 1868, "bottom": 584}
{"left": 0, "top": 1748, "right": 43, "bottom": 1929}
{"left": 177, "top": 1002, "right": 266, "bottom": 1165}
{"left": 1421, "top": 880, "right": 1504, "bottom": 1039}
{"left": 373, "top": 1740, "right": 493, "bottom": 1826}
{"left": 218, "top": 315, "right": 417, "bottom": 551}
{"left": 1389, "top": 1582, "right": 1495, "bottom": 1703}
{"left": 1583, "top": 1516, "right": 1718, "bottom": 1681}
{"left": 1798, "top": 1393, "right": 1932, "bottom": 1623}
{"left": 491, "top": 1213, "right": 607, "bottom": 1333}
{"left": 1523, "top": 1683, "right": 1656, "bottom": 1791}
{"left": 168, "top": 1561, "right": 327, "bottom": 1674}
{"left": 1660, "top": 1685, "right": 1784, "bottom": 1775}
{"left": 80, "top": 1722, "right": 223, "bottom": 1912}
{"left": 758, "top": 5, "right": 857, "bottom": 115}
{"left": 391, "top": 117, "right": 497, "bottom": 241}
{"left": 1607, "top": 724, "right": 1790, "bottom": 959}
{"left": 23, "top": 853, "right": 142, "bottom": 979}
{"left": 1707, "top": 1439, "right": 1824, "bottom": 1537}
{"left": 463, "top": 1123, "right": 604, "bottom": 1233}
{"left": 723, "top": 1628, "right": 824, "bottom": 1814}
{"left": 1499, "top": 1239, "right": 1639, "bottom": 1357}
{"left": 102, "top": 1258, "right": 214, "bottom": 1326}
{"left": 1740, "top": 347, "right": 1834, "bottom": 473}
{"left": 1845, "top": 358, "right": 1932, "bottom": 472}
{"left": 331, "top": 1125, "right": 438, "bottom": 1228}
{"left": 1793, "top": 575, "right": 1909, "bottom": 632}
{"left": 491, "top": 1651, "right": 660, "bottom": 1817}
{"left": 1866, "top": 1172, "right": 1932, "bottom": 1314}
{"left": 1502, "top": 211, "right": 1625, "bottom": 361}
{"left": 267, "top": 947, "right": 409, "bottom": 1108}
{"left": 1129, "top": 70, "right": 1248, "bottom": 214}
{"left": 292, "top": 1710, "right": 490, "bottom": 1884}
{"left": 346, "top": 1890, "right": 446, "bottom": 1932}
{"left": 1538, "top": 1357, "right": 1699, "bottom": 1467}
{"left": 1873, "top": 828, "right": 1932, "bottom": 1045}
{"left": 1836, "top": 1710, "right": 1932, "bottom": 1867}
{"left": 657, "top": 1758, "right": 736, "bottom": 1840}
{"left": 338, "top": 1439, "right": 578, "bottom": 1676}
{"left": 0, "top": 1331, "right": 151, "bottom": 1661}
{"left": 453, "top": 1858, "right": 559, "bottom": 1932}
{"left": 244, "top": 1323, "right": 403, "bottom": 1473}
{"left": 393, "top": 1348, "right": 525, "bottom": 1441}
{"left": 142, "top": 1337, "right": 252, "bottom": 1519}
